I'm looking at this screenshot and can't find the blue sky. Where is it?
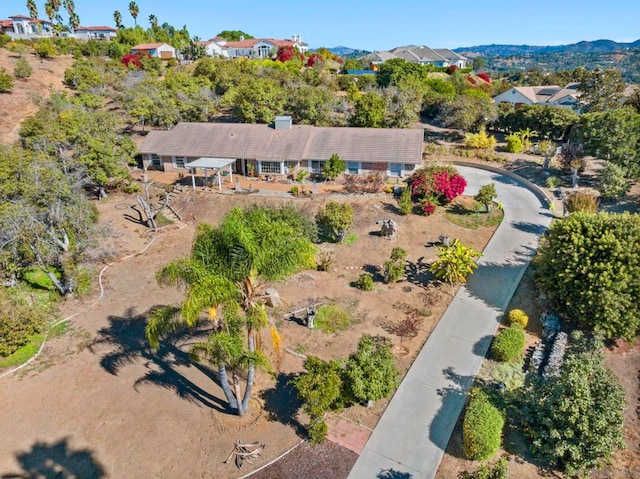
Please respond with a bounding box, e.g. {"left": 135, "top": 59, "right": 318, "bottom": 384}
{"left": 3, "top": 0, "right": 639, "bottom": 51}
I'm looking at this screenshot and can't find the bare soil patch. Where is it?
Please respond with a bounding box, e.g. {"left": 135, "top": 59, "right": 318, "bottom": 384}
{"left": 0, "top": 186, "right": 497, "bottom": 478}
{"left": 0, "top": 49, "right": 73, "bottom": 144}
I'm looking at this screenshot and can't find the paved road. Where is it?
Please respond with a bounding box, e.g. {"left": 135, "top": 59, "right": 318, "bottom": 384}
{"left": 348, "top": 166, "right": 553, "bottom": 479}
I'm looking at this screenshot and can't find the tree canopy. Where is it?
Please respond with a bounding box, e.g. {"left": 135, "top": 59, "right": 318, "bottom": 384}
{"left": 534, "top": 212, "right": 640, "bottom": 340}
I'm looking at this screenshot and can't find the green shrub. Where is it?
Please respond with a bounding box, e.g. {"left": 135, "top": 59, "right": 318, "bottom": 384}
{"left": 464, "top": 129, "right": 497, "bottom": 150}
{"left": 290, "top": 185, "right": 300, "bottom": 196}
{"left": 13, "top": 57, "right": 33, "bottom": 79}
{"left": 506, "top": 133, "right": 524, "bottom": 153}
{"left": 0, "top": 33, "right": 10, "bottom": 48}
{"left": 490, "top": 325, "right": 525, "bottom": 362}
{"left": 507, "top": 309, "right": 529, "bottom": 328}
{"left": 0, "top": 67, "right": 14, "bottom": 92}
{"left": 314, "top": 303, "right": 352, "bottom": 333}
{"left": 345, "top": 334, "right": 398, "bottom": 403}
{"left": 458, "top": 458, "right": 508, "bottom": 479}
{"left": 597, "top": 162, "right": 630, "bottom": 200}
{"left": 308, "top": 418, "right": 328, "bottom": 444}
{"left": 463, "top": 388, "right": 504, "bottom": 460}
{"left": 355, "top": 272, "right": 374, "bottom": 291}
{"left": 397, "top": 186, "right": 413, "bottom": 215}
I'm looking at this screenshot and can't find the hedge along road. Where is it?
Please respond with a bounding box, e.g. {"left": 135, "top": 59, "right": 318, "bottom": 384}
{"left": 348, "top": 165, "right": 553, "bottom": 479}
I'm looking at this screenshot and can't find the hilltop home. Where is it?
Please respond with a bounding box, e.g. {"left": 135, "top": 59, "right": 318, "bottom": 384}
{"left": 74, "top": 26, "right": 117, "bottom": 41}
{"left": 364, "top": 46, "right": 468, "bottom": 70}
{"left": 493, "top": 83, "right": 582, "bottom": 111}
{"left": 197, "top": 34, "right": 308, "bottom": 59}
{"left": 138, "top": 117, "right": 423, "bottom": 180}
{"left": 0, "top": 14, "right": 53, "bottom": 39}
{"left": 131, "top": 42, "right": 176, "bottom": 59}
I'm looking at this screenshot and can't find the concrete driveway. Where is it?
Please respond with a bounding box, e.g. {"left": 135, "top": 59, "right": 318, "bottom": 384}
{"left": 348, "top": 165, "right": 553, "bottom": 479}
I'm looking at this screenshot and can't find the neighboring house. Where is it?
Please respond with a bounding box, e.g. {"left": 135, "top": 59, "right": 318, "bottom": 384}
{"left": 0, "top": 14, "right": 53, "bottom": 39}
{"left": 221, "top": 34, "right": 309, "bottom": 59}
{"left": 74, "top": 26, "right": 117, "bottom": 41}
{"left": 195, "top": 38, "right": 226, "bottom": 57}
{"left": 363, "top": 46, "right": 468, "bottom": 70}
{"left": 131, "top": 42, "right": 176, "bottom": 59}
{"left": 138, "top": 116, "right": 423, "bottom": 179}
{"left": 493, "top": 83, "right": 582, "bottom": 111}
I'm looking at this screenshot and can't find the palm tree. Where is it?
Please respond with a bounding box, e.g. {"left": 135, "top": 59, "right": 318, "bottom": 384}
{"left": 128, "top": 1, "right": 139, "bottom": 27}
{"left": 148, "top": 14, "right": 158, "bottom": 29}
{"left": 26, "top": 0, "right": 38, "bottom": 20}
{"left": 44, "top": 2, "right": 55, "bottom": 23}
{"left": 113, "top": 10, "right": 123, "bottom": 29}
{"left": 147, "top": 207, "right": 316, "bottom": 415}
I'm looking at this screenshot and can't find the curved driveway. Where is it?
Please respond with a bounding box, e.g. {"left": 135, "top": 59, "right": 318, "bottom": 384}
{"left": 348, "top": 166, "right": 553, "bottom": 479}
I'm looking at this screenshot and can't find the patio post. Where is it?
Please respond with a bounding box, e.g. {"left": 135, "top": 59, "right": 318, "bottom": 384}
{"left": 190, "top": 169, "right": 196, "bottom": 190}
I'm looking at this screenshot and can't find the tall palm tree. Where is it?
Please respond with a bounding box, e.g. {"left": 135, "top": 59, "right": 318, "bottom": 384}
{"left": 148, "top": 14, "right": 158, "bottom": 29}
{"left": 26, "top": 0, "right": 38, "bottom": 20}
{"left": 128, "top": 1, "right": 139, "bottom": 27}
{"left": 147, "top": 207, "right": 316, "bottom": 415}
{"left": 113, "top": 10, "right": 123, "bottom": 29}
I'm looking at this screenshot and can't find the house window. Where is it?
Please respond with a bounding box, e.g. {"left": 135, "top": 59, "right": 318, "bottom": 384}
{"left": 173, "top": 156, "right": 187, "bottom": 169}
{"left": 259, "top": 161, "right": 282, "bottom": 174}
{"left": 311, "top": 161, "right": 323, "bottom": 174}
{"left": 361, "top": 162, "right": 374, "bottom": 172}
{"left": 150, "top": 154, "right": 161, "bottom": 168}
{"left": 389, "top": 163, "right": 403, "bottom": 177}
{"left": 346, "top": 162, "right": 359, "bottom": 175}
{"left": 404, "top": 164, "right": 416, "bottom": 174}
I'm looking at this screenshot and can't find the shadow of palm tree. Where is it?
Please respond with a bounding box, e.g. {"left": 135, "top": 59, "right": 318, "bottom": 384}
{"left": 89, "top": 307, "right": 229, "bottom": 413}
{"left": 405, "top": 257, "right": 433, "bottom": 286}
{"left": 1, "top": 437, "right": 106, "bottom": 479}
{"left": 260, "top": 372, "right": 306, "bottom": 437}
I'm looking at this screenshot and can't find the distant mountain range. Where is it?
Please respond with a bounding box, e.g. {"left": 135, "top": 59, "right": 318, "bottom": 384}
{"left": 326, "top": 46, "right": 371, "bottom": 58}
{"left": 454, "top": 39, "right": 640, "bottom": 56}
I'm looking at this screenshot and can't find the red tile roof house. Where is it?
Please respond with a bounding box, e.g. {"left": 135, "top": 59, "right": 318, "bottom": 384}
{"left": 131, "top": 42, "right": 176, "bottom": 59}
{"left": 74, "top": 26, "right": 118, "bottom": 41}
{"left": 222, "top": 34, "right": 309, "bottom": 58}
{"left": 0, "top": 14, "right": 54, "bottom": 39}
{"left": 138, "top": 116, "right": 424, "bottom": 186}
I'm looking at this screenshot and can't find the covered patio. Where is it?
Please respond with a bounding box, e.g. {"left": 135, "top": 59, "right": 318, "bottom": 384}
{"left": 185, "top": 157, "right": 235, "bottom": 191}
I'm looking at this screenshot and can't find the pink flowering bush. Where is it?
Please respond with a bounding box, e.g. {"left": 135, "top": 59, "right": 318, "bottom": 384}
{"left": 408, "top": 165, "right": 467, "bottom": 215}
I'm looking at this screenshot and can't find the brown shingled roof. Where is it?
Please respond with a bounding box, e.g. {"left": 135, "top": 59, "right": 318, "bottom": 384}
{"left": 139, "top": 123, "right": 424, "bottom": 165}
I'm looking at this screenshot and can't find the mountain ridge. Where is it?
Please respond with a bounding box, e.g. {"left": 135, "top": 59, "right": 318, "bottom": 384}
{"left": 454, "top": 38, "right": 640, "bottom": 55}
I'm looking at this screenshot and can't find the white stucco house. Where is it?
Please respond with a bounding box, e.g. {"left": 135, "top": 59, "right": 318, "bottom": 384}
{"left": 74, "top": 26, "right": 118, "bottom": 41}
{"left": 131, "top": 42, "right": 176, "bottom": 59}
{"left": 0, "top": 14, "right": 53, "bottom": 39}
{"left": 219, "top": 34, "right": 308, "bottom": 59}
{"left": 493, "top": 83, "right": 582, "bottom": 111}
{"left": 195, "top": 37, "right": 227, "bottom": 57}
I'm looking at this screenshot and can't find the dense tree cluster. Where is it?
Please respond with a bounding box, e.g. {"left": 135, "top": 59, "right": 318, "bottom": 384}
{"left": 534, "top": 212, "right": 640, "bottom": 340}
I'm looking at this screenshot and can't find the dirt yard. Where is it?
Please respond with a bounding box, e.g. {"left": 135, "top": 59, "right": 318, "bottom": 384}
{"left": 0, "top": 49, "right": 73, "bottom": 144}
{"left": 0, "top": 184, "right": 499, "bottom": 478}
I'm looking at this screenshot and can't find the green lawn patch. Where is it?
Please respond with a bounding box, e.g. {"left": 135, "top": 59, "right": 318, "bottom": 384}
{"left": 314, "top": 303, "right": 353, "bottom": 333}
{"left": 444, "top": 200, "right": 504, "bottom": 230}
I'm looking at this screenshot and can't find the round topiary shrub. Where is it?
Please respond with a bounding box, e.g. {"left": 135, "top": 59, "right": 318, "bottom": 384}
{"left": 463, "top": 388, "right": 504, "bottom": 460}
{"left": 507, "top": 309, "right": 529, "bottom": 328}
{"left": 355, "top": 272, "right": 374, "bottom": 291}
{"left": 490, "top": 325, "right": 525, "bottom": 362}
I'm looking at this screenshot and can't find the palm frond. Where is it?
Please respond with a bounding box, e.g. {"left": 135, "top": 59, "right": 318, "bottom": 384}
{"left": 145, "top": 305, "right": 184, "bottom": 350}
{"left": 190, "top": 332, "right": 244, "bottom": 365}
{"left": 156, "top": 257, "right": 206, "bottom": 288}
{"left": 182, "top": 273, "right": 239, "bottom": 325}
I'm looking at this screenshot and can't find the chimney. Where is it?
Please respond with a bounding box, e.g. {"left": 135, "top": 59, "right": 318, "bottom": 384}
{"left": 274, "top": 115, "right": 292, "bottom": 130}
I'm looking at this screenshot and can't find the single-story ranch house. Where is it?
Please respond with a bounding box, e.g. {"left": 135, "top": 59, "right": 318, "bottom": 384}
{"left": 138, "top": 117, "right": 424, "bottom": 179}
{"left": 131, "top": 42, "right": 176, "bottom": 59}
{"left": 493, "top": 83, "right": 582, "bottom": 111}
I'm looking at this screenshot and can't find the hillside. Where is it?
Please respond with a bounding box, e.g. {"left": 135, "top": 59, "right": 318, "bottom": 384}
{"left": 454, "top": 38, "right": 640, "bottom": 56}
{"left": 0, "top": 49, "right": 73, "bottom": 145}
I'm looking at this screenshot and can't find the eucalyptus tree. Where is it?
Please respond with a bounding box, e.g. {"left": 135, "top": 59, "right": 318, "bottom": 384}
{"left": 147, "top": 207, "right": 316, "bottom": 415}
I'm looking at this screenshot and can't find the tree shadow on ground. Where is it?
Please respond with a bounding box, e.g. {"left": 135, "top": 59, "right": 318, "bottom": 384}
{"left": 89, "top": 307, "right": 229, "bottom": 413}
{"left": 1, "top": 437, "right": 106, "bottom": 479}
{"left": 510, "top": 220, "right": 548, "bottom": 236}
{"left": 430, "top": 367, "right": 476, "bottom": 460}
{"left": 260, "top": 372, "right": 306, "bottom": 438}
{"left": 376, "top": 468, "right": 414, "bottom": 478}
{"left": 405, "top": 257, "right": 433, "bottom": 286}
{"left": 465, "top": 247, "right": 537, "bottom": 311}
